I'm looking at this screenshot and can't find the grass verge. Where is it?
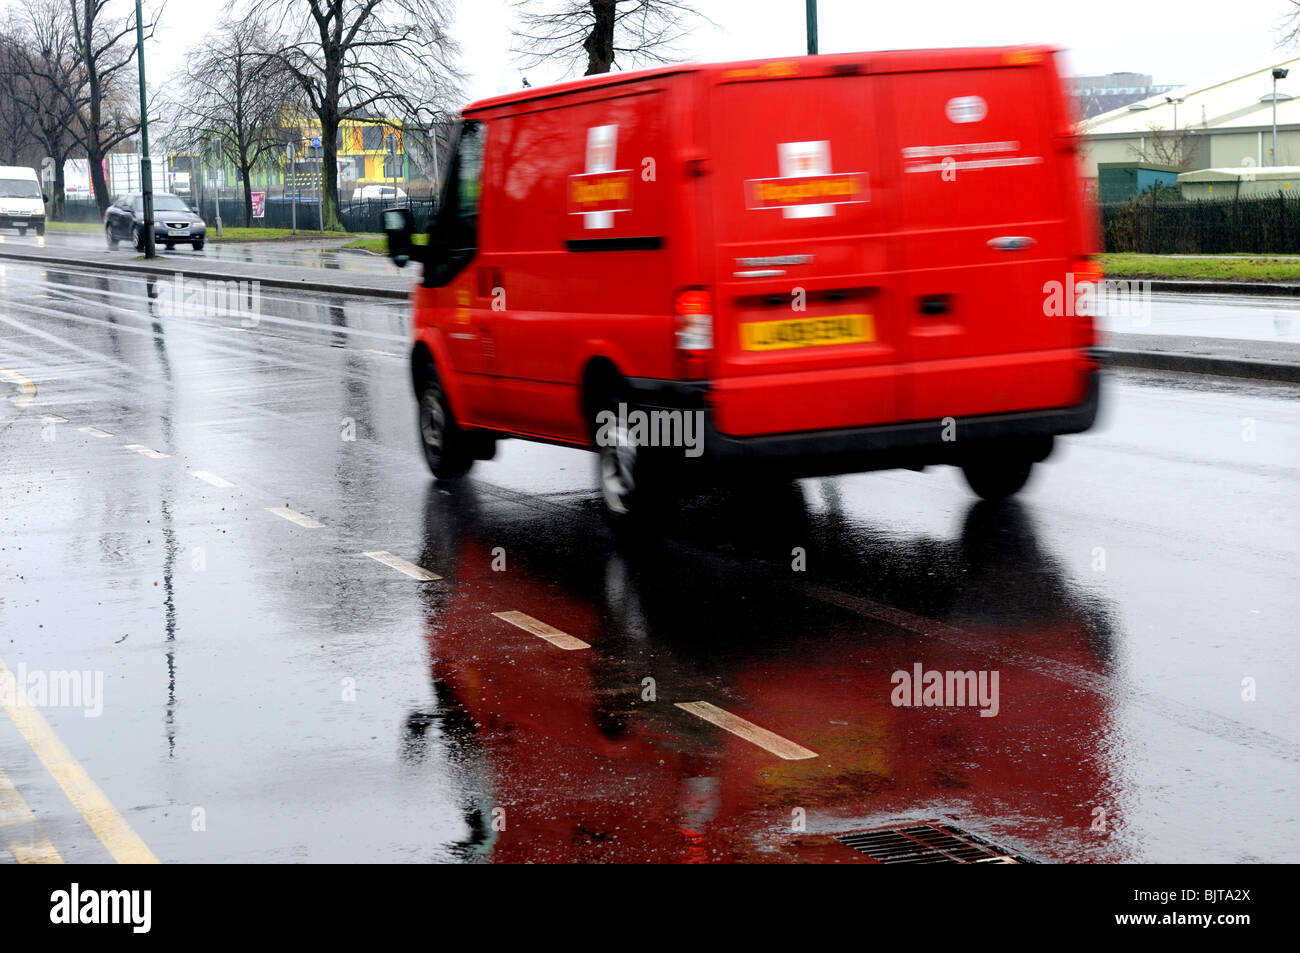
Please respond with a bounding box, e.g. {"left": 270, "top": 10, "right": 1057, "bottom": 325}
{"left": 1097, "top": 253, "right": 1300, "bottom": 282}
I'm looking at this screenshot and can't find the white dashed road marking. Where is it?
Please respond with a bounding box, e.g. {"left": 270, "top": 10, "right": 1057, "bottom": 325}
{"left": 123, "top": 444, "right": 168, "bottom": 459}
{"left": 265, "top": 506, "right": 325, "bottom": 528}
{"left": 190, "top": 470, "right": 235, "bottom": 488}
{"left": 675, "top": 701, "right": 819, "bottom": 761}
{"left": 363, "top": 551, "right": 441, "bottom": 580}
{"left": 79, "top": 427, "right": 113, "bottom": 438}
{"left": 492, "top": 611, "right": 590, "bottom": 650}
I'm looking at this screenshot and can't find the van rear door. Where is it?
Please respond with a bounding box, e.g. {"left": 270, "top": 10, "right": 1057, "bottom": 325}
{"left": 888, "top": 51, "right": 1084, "bottom": 421}
{"left": 706, "top": 63, "right": 902, "bottom": 438}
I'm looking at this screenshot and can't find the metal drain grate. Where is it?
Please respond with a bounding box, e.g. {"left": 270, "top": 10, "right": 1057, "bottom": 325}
{"left": 834, "top": 823, "right": 1030, "bottom": 864}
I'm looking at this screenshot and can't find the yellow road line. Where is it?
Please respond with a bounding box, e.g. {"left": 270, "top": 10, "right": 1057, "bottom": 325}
{"left": 0, "top": 765, "right": 63, "bottom": 864}
{"left": 265, "top": 505, "right": 325, "bottom": 529}
{"left": 675, "top": 701, "right": 819, "bottom": 761}
{"left": 0, "top": 654, "right": 158, "bottom": 863}
{"left": 363, "top": 551, "right": 441, "bottom": 580}
{"left": 492, "top": 611, "right": 590, "bottom": 650}
{"left": 0, "top": 365, "right": 36, "bottom": 411}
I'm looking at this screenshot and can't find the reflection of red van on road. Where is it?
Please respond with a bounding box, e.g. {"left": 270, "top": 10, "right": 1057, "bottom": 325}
{"left": 416, "top": 493, "right": 1121, "bottom": 863}
{"left": 385, "top": 46, "right": 1102, "bottom": 517}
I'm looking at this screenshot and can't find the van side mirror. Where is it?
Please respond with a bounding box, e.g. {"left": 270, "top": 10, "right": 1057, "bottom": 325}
{"left": 383, "top": 207, "right": 416, "bottom": 268}
{"left": 42, "top": 192, "right": 49, "bottom": 204}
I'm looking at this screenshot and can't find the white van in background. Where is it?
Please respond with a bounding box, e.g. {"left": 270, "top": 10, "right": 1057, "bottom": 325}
{"left": 0, "top": 166, "right": 48, "bottom": 237}
{"left": 352, "top": 184, "right": 407, "bottom": 202}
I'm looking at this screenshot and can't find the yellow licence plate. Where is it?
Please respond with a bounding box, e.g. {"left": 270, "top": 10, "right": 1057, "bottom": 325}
{"left": 739, "top": 314, "right": 874, "bottom": 351}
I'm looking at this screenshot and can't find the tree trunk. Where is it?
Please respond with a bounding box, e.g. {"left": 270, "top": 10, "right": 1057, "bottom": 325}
{"left": 240, "top": 153, "right": 253, "bottom": 227}
{"left": 321, "top": 111, "right": 340, "bottom": 231}
{"left": 584, "top": 0, "right": 617, "bottom": 75}
{"left": 52, "top": 159, "right": 66, "bottom": 221}
{"left": 89, "top": 149, "right": 111, "bottom": 217}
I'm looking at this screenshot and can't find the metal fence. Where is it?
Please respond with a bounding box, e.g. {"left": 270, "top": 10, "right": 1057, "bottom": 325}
{"left": 1102, "top": 191, "right": 1300, "bottom": 254}
{"left": 59, "top": 193, "right": 439, "bottom": 233}
{"left": 195, "top": 193, "right": 438, "bottom": 233}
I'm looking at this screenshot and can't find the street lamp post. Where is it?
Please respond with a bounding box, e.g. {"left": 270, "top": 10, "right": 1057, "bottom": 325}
{"left": 134, "top": 0, "right": 155, "bottom": 259}
{"left": 806, "top": 0, "right": 818, "bottom": 56}
{"left": 1273, "top": 68, "right": 1289, "bottom": 166}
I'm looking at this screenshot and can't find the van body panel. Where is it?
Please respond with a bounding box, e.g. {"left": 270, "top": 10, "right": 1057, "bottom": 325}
{"left": 408, "top": 46, "right": 1099, "bottom": 476}
{"left": 705, "top": 71, "right": 904, "bottom": 436}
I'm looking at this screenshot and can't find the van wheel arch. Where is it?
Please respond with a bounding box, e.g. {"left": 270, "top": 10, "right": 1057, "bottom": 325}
{"left": 411, "top": 342, "right": 435, "bottom": 397}
{"left": 581, "top": 357, "right": 627, "bottom": 441}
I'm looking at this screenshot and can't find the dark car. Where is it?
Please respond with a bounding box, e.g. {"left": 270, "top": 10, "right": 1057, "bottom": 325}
{"left": 105, "top": 192, "right": 207, "bottom": 251}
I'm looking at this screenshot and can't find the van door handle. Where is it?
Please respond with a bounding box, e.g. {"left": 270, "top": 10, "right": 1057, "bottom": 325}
{"left": 987, "top": 236, "right": 1037, "bottom": 251}
{"left": 919, "top": 294, "right": 951, "bottom": 316}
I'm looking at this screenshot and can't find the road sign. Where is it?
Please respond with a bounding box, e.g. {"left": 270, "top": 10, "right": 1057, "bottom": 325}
{"left": 311, "top": 137, "right": 321, "bottom": 149}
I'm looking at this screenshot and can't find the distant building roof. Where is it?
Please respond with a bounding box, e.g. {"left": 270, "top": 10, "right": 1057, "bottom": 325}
{"left": 1082, "top": 57, "right": 1300, "bottom": 135}
{"left": 1178, "top": 165, "right": 1300, "bottom": 182}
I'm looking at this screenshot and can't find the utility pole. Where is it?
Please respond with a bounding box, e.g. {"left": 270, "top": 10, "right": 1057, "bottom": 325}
{"left": 317, "top": 143, "right": 323, "bottom": 234}
{"left": 1273, "top": 68, "right": 1289, "bottom": 166}
{"left": 211, "top": 137, "right": 223, "bottom": 237}
{"left": 805, "top": 0, "right": 818, "bottom": 55}
{"left": 134, "top": 0, "right": 155, "bottom": 258}
{"left": 386, "top": 133, "right": 396, "bottom": 203}
{"left": 287, "top": 140, "right": 297, "bottom": 235}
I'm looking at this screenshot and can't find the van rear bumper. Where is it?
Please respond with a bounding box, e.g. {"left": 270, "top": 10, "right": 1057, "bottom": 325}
{"left": 627, "top": 368, "right": 1102, "bottom": 477}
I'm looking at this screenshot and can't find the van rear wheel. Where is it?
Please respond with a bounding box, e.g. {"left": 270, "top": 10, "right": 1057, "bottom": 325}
{"left": 591, "top": 400, "right": 669, "bottom": 524}
{"left": 961, "top": 457, "right": 1034, "bottom": 501}
{"left": 417, "top": 373, "right": 474, "bottom": 481}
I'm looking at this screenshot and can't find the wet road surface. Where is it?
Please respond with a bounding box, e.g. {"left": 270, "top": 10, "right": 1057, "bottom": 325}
{"left": 1, "top": 257, "right": 1297, "bottom": 863}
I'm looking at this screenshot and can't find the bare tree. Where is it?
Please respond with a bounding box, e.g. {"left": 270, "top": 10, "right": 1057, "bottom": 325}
{"left": 0, "top": 24, "right": 36, "bottom": 165}
{"left": 1127, "top": 122, "right": 1196, "bottom": 171}
{"left": 1280, "top": 1, "right": 1300, "bottom": 47}
{"left": 511, "top": 0, "right": 705, "bottom": 77}
{"left": 25, "top": 0, "right": 160, "bottom": 217}
{"left": 250, "top": 0, "right": 464, "bottom": 231}
{"left": 166, "top": 17, "right": 296, "bottom": 226}
{"left": 3, "top": 4, "right": 79, "bottom": 217}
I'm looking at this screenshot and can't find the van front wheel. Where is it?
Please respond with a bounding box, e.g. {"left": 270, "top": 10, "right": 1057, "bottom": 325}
{"left": 961, "top": 457, "right": 1034, "bottom": 501}
{"left": 417, "top": 376, "right": 474, "bottom": 481}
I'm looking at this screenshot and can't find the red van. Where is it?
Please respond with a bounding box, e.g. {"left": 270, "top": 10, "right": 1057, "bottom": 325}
{"left": 385, "top": 45, "right": 1102, "bottom": 518}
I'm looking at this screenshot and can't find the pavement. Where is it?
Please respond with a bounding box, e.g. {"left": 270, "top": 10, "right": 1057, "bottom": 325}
{"left": 0, "top": 257, "right": 1296, "bottom": 863}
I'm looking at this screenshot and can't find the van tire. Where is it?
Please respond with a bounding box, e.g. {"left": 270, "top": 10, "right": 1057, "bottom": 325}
{"left": 590, "top": 398, "right": 669, "bottom": 525}
{"left": 417, "top": 371, "right": 474, "bottom": 481}
{"left": 961, "top": 457, "right": 1034, "bottom": 501}
{"left": 17, "top": 227, "right": 26, "bottom": 237}
{"left": 34, "top": 223, "right": 43, "bottom": 237}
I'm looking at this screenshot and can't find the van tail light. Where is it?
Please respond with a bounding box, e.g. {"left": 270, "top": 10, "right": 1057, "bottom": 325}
{"left": 675, "top": 287, "right": 712, "bottom": 378}
{"left": 1071, "top": 259, "right": 1103, "bottom": 349}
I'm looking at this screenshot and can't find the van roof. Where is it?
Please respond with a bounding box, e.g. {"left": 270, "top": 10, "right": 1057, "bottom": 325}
{"left": 0, "top": 166, "right": 39, "bottom": 178}
{"left": 464, "top": 44, "right": 1061, "bottom": 115}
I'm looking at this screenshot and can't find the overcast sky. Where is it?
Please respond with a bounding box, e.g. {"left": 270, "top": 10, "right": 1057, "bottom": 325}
{"left": 4, "top": 0, "right": 1298, "bottom": 105}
